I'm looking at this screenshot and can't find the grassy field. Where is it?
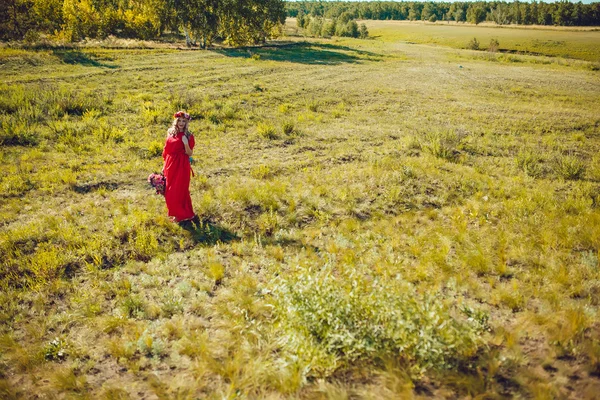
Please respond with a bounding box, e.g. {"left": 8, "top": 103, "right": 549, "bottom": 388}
{"left": 361, "top": 19, "right": 600, "bottom": 62}
{"left": 1, "top": 19, "right": 600, "bottom": 398}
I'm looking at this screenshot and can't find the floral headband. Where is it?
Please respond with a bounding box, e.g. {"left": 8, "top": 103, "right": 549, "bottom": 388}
{"left": 173, "top": 111, "right": 191, "bottom": 120}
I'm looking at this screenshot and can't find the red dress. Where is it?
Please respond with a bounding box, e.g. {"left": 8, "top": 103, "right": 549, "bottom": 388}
{"left": 162, "top": 132, "right": 195, "bottom": 221}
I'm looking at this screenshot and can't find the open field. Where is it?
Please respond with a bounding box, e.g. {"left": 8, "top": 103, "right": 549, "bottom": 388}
{"left": 360, "top": 19, "right": 600, "bottom": 62}
{"left": 1, "top": 20, "right": 600, "bottom": 398}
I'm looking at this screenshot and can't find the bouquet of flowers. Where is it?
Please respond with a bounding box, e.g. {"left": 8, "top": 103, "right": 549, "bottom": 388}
{"left": 148, "top": 173, "right": 166, "bottom": 195}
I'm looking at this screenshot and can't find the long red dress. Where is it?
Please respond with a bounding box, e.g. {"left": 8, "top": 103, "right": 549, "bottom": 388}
{"left": 162, "top": 132, "right": 195, "bottom": 221}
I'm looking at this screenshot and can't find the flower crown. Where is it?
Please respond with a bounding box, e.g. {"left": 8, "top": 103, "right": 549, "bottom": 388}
{"left": 173, "top": 111, "right": 191, "bottom": 120}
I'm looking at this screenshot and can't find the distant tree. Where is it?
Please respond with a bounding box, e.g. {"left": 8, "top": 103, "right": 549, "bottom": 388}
{"left": 467, "top": 5, "right": 486, "bottom": 25}
{"left": 513, "top": 0, "right": 523, "bottom": 24}
{"left": 490, "top": 4, "right": 511, "bottom": 25}
{"left": 358, "top": 23, "right": 368, "bottom": 39}
{"left": 571, "top": 2, "right": 583, "bottom": 26}
{"left": 530, "top": 1, "right": 540, "bottom": 24}
{"left": 31, "top": 0, "right": 63, "bottom": 35}
{"left": 297, "top": 11, "right": 307, "bottom": 29}
{"left": 335, "top": 19, "right": 347, "bottom": 36}
{"left": 453, "top": 7, "right": 466, "bottom": 23}
{"left": 522, "top": 3, "right": 532, "bottom": 25}
{"left": 538, "top": 3, "right": 553, "bottom": 25}
{"left": 408, "top": 3, "right": 422, "bottom": 21}
{"left": 346, "top": 20, "right": 359, "bottom": 38}
{"left": 323, "top": 18, "right": 336, "bottom": 37}
{"left": 553, "top": 0, "right": 574, "bottom": 26}
{"left": 0, "top": 0, "right": 38, "bottom": 40}
{"left": 421, "top": 2, "right": 435, "bottom": 21}
{"left": 338, "top": 11, "right": 353, "bottom": 24}
{"left": 186, "top": 0, "right": 220, "bottom": 48}
{"left": 62, "top": 0, "right": 101, "bottom": 40}
{"left": 308, "top": 16, "right": 323, "bottom": 37}
{"left": 216, "top": 0, "right": 286, "bottom": 46}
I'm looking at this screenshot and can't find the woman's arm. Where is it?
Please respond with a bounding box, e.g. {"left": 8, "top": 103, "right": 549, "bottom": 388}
{"left": 181, "top": 135, "right": 193, "bottom": 156}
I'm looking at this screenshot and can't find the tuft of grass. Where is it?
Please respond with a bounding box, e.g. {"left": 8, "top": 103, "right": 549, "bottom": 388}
{"left": 282, "top": 120, "right": 296, "bottom": 136}
{"left": 101, "top": 387, "right": 130, "bottom": 400}
{"left": 256, "top": 122, "right": 278, "bottom": 140}
{"left": 278, "top": 103, "right": 292, "bottom": 113}
{"left": 552, "top": 154, "right": 586, "bottom": 180}
{"left": 0, "top": 115, "right": 39, "bottom": 146}
{"left": 250, "top": 164, "right": 275, "bottom": 180}
{"left": 121, "top": 295, "right": 146, "bottom": 319}
{"left": 50, "top": 367, "right": 88, "bottom": 393}
{"left": 306, "top": 100, "right": 319, "bottom": 112}
{"left": 137, "top": 332, "right": 165, "bottom": 358}
{"left": 423, "top": 130, "right": 462, "bottom": 162}
{"left": 147, "top": 141, "right": 163, "bottom": 157}
{"left": 516, "top": 151, "right": 544, "bottom": 178}
{"left": 207, "top": 262, "right": 225, "bottom": 284}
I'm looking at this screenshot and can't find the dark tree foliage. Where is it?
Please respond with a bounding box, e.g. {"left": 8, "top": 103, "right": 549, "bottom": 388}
{"left": 286, "top": 1, "right": 600, "bottom": 27}
{"left": 0, "top": 0, "right": 286, "bottom": 45}
{"left": 0, "top": 0, "right": 38, "bottom": 40}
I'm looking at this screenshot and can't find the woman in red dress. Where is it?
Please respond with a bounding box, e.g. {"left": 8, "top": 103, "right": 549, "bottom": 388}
{"left": 162, "top": 111, "right": 196, "bottom": 223}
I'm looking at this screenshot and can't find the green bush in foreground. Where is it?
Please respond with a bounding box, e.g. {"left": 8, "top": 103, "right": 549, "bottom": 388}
{"left": 271, "top": 264, "right": 487, "bottom": 376}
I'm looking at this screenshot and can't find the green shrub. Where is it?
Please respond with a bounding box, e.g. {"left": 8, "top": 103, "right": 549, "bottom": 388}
{"left": 488, "top": 38, "right": 500, "bottom": 52}
{"left": 322, "top": 20, "right": 336, "bottom": 37}
{"left": 359, "top": 23, "right": 369, "bottom": 39}
{"left": 308, "top": 17, "right": 324, "bottom": 37}
{"left": 516, "top": 151, "right": 544, "bottom": 178}
{"left": 161, "top": 293, "right": 183, "bottom": 318}
{"left": 553, "top": 154, "right": 586, "bottom": 180}
{"left": 271, "top": 265, "right": 485, "bottom": 375}
{"left": 467, "top": 38, "right": 480, "bottom": 50}
{"left": 0, "top": 116, "right": 39, "bottom": 146}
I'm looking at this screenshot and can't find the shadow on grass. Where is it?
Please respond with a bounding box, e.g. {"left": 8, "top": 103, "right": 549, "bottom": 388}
{"left": 51, "top": 49, "right": 118, "bottom": 68}
{"left": 215, "top": 42, "right": 383, "bottom": 65}
{"left": 179, "top": 218, "right": 238, "bottom": 245}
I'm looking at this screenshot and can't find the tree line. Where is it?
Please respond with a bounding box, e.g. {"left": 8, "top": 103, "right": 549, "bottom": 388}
{"left": 0, "top": 0, "right": 285, "bottom": 46}
{"left": 287, "top": 1, "right": 600, "bottom": 27}
{"left": 297, "top": 12, "right": 369, "bottom": 39}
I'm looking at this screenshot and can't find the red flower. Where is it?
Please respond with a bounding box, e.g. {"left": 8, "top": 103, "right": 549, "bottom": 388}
{"left": 173, "top": 111, "right": 191, "bottom": 120}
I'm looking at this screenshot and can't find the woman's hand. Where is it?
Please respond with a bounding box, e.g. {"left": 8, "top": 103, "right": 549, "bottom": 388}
{"left": 182, "top": 134, "right": 193, "bottom": 156}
